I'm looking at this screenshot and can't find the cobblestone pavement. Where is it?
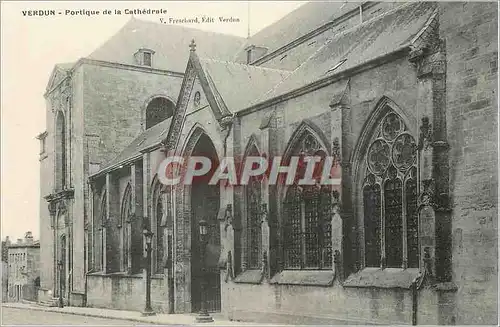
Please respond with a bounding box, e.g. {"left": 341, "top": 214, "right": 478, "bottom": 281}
{"left": 2, "top": 307, "right": 138, "bottom": 325}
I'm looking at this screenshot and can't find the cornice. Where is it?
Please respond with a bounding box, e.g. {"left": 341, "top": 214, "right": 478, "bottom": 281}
{"left": 44, "top": 188, "right": 75, "bottom": 202}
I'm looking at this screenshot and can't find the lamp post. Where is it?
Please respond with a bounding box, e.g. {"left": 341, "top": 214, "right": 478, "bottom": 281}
{"left": 142, "top": 228, "right": 156, "bottom": 316}
{"left": 196, "top": 219, "right": 213, "bottom": 323}
{"left": 57, "top": 260, "right": 64, "bottom": 308}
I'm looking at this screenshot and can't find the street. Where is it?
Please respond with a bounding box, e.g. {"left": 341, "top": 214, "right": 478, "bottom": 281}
{"left": 1, "top": 307, "right": 139, "bottom": 325}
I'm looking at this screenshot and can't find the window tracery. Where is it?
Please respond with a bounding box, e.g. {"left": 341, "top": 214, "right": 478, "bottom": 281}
{"left": 362, "top": 111, "right": 418, "bottom": 269}
{"left": 246, "top": 170, "right": 262, "bottom": 269}
{"left": 283, "top": 131, "right": 333, "bottom": 270}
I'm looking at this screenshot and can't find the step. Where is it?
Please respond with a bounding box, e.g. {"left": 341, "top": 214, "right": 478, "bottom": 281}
{"left": 37, "top": 298, "right": 59, "bottom": 307}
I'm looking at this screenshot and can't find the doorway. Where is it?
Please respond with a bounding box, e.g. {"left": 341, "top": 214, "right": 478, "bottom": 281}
{"left": 189, "top": 133, "right": 221, "bottom": 313}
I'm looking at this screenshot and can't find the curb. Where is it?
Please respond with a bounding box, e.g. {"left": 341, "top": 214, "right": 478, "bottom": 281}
{"left": 3, "top": 304, "right": 172, "bottom": 325}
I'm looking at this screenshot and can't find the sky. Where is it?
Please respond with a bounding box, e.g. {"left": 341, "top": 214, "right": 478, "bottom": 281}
{"left": 0, "top": 1, "right": 306, "bottom": 241}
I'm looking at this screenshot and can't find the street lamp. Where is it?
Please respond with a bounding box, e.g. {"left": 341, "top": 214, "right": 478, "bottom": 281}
{"left": 196, "top": 219, "right": 213, "bottom": 323}
{"left": 142, "top": 228, "right": 156, "bottom": 316}
{"left": 57, "top": 260, "right": 64, "bottom": 308}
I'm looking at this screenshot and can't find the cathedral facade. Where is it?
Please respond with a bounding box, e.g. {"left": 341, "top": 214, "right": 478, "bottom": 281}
{"left": 38, "top": 2, "right": 498, "bottom": 324}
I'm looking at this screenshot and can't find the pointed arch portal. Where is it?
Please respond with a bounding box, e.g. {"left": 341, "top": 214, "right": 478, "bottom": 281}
{"left": 188, "top": 133, "right": 221, "bottom": 313}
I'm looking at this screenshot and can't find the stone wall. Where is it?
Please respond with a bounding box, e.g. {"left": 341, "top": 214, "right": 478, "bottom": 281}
{"left": 86, "top": 273, "right": 170, "bottom": 313}
{"left": 439, "top": 2, "right": 498, "bottom": 325}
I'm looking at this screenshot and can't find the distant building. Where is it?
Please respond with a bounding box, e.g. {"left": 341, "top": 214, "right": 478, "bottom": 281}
{"left": 1, "top": 236, "right": 10, "bottom": 302}
{"left": 7, "top": 232, "right": 40, "bottom": 302}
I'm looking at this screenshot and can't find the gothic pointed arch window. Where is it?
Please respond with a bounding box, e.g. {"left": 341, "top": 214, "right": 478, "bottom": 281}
{"left": 93, "top": 189, "right": 106, "bottom": 271}
{"left": 282, "top": 131, "right": 333, "bottom": 270}
{"left": 120, "top": 184, "right": 132, "bottom": 273}
{"left": 152, "top": 176, "right": 167, "bottom": 274}
{"left": 145, "top": 97, "right": 175, "bottom": 129}
{"left": 362, "top": 111, "right": 418, "bottom": 269}
{"left": 244, "top": 144, "right": 262, "bottom": 270}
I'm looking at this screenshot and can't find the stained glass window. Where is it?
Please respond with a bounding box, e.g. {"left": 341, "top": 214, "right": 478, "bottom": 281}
{"left": 121, "top": 186, "right": 132, "bottom": 272}
{"left": 384, "top": 176, "right": 403, "bottom": 268}
{"left": 282, "top": 131, "right": 333, "bottom": 270}
{"left": 406, "top": 170, "right": 419, "bottom": 268}
{"left": 362, "top": 110, "right": 418, "bottom": 269}
{"left": 94, "top": 191, "right": 106, "bottom": 271}
{"left": 363, "top": 182, "right": 381, "bottom": 267}
{"left": 246, "top": 176, "right": 262, "bottom": 269}
{"left": 284, "top": 185, "right": 302, "bottom": 269}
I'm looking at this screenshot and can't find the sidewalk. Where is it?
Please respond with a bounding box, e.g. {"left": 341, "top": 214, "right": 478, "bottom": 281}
{"left": 2, "top": 302, "right": 288, "bottom": 326}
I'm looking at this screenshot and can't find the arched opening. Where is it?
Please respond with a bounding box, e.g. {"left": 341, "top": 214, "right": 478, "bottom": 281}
{"left": 281, "top": 130, "right": 333, "bottom": 270}
{"left": 120, "top": 184, "right": 132, "bottom": 272}
{"left": 55, "top": 111, "right": 66, "bottom": 190}
{"left": 244, "top": 144, "right": 262, "bottom": 270}
{"left": 189, "top": 133, "right": 221, "bottom": 313}
{"left": 145, "top": 97, "right": 175, "bottom": 129}
{"left": 151, "top": 177, "right": 166, "bottom": 275}
{"left": 93, "top": 190, "right": 106, "bottom": 272}
{"left": 360, "top": 109, "right": 418, "bottom": 269}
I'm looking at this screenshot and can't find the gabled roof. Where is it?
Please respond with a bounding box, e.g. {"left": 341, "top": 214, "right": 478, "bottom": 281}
{"left": 198, "top": 58, "right": 290, "bottom": 112}
{"left": 45, "top": 62, "right": 74, "bottom": 93}
{"left": 233, "top": 1, "right": 363, "bottom": 63}
{"left": 88, "top": 18, "right": 246, "bottom": 72}
{"left": 257, "top": 1, "right": 438, "bottom": 102}
{"left": 94, "top": 117, "right": 173, "bottom": 176}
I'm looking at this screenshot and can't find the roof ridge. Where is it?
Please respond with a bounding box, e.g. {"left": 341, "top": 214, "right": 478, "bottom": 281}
{"left": 199, "top": 57, "right": 291, "bottom": 74}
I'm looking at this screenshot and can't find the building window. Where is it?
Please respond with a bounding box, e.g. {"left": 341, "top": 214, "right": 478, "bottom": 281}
{"left": 282, "top": 132, "right": 332, "bottom": 270}
{"left": 120, "top": 184, "right": 132, "bottom": 273}
{"left": 55, "top": 111, "right": 66, "bottom": 190}
{"left": 362, "top": 111, "right": 418, "bottom": 269}
{"left": 94, "top": 190, "right": 106, "bottom": 272}
{"left": 145, "top": 97, "right": 175, "bottom": 129}
{"left": 134, "top": 48, "right": 155, "bottom": 67}
{"left": 143, "top": 52, "right": 152, "bottom": 67}
{"left": 152, "top": 177, "right": 166, "bottom": 274}
{"left": 245, "top": 146, "right": 262, "bottom": 269}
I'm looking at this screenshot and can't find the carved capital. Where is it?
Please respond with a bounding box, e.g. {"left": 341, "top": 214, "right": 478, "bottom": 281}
{"left": 219, "top": 114, "right": 234, "bottom": 130}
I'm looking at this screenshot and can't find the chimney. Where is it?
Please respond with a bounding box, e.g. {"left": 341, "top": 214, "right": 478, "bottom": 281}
{"left": 5, "top": 236, "right": 10, "bottom": 246}
{"left": 24, "top": 231, "right": 33, "bottom": 245}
